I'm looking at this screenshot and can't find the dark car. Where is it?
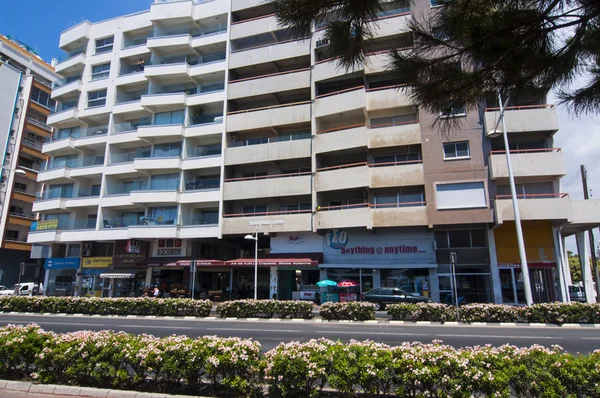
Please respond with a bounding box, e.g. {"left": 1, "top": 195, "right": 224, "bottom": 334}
{"left": 362, "top": 288, "right": 432, "bottom": 310}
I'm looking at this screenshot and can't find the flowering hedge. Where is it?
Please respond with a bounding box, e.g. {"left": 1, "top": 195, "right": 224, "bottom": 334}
{"left": 216, "top": 299, "right": 313, "bottom": 319}
{"left": 0, "top": 296, "right": 212, "bottom": 317}
{"left": 319, "top": 301, "right": 375, "bottom": 321}
{"left": 1, "top": 325, "right": 600, "bottom": 397}
{"left": 388, "top": 302, "right": 600, "bottom": 325}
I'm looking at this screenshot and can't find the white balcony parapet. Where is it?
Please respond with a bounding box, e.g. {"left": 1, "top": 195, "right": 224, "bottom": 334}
{"left": 226, "top": 101, "right": 311, "bottom": 132}
{"left": 484, "top": 104, "right": 559, "bottom": 135}
{"left": 223, "top": 173, "right": 312, "bottom": 200}
{"left": 222, "top": 210, "right": 312, "bottom": 235}
{"left": 489, "top": 148, "right": 566, "bottom": 180}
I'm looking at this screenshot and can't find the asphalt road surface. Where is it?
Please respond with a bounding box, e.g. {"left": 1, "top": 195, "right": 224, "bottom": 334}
{"left": 0, "top": 314, "right": 598, "bottom": 354}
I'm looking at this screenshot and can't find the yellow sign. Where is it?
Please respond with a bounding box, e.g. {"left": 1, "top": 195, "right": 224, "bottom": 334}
{"left": 82, "top": 257, "right": 113, "bottom": 269}
{"left": 35, "top": 219, "right": 58, "bottom": 231}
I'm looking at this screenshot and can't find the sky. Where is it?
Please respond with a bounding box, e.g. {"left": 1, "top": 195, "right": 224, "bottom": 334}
{"left": 1, "top": 1, "right": 598, "bottom": 252}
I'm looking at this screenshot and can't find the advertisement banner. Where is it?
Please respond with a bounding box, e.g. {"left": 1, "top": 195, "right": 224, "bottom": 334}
{"left": 82, "top": 257, "right": 112, "bottom": 269}
{"left": 44, "top": 258, "right": 80, "bottom": 270}
{"left": 31, "top": 219, "right": 58, "bottom": 231}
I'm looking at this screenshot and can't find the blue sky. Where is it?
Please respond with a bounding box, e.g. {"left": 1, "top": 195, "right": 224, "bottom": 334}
{"left": 0, "top": 0, "right": 150, "bottom": 62}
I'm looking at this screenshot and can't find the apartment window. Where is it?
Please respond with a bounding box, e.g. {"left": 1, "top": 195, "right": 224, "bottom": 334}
{"left": 30, "top": 87, "right": 56, "bottom": 109}
{"left": 196, "top": 210, "right": 219, "bottom": 225}
{"left": 185, "top": 176, "right": 220, "bottom": 190}
{"left": 87, "top": 89, "right": 107, "bottom": 108}
{"left": 149, "top": 207, "right": 177, "bottom": 225}
{"left": 281, "top": 167, "right": 311, "bottom": 175}
{"left": 279, "top": 130, "right": 311, "bottom": 141}
{"left": 443, "top": 141, "right": 470, "bottom": 159}
{"left": 91, "top": 62, "right": 111, "bottom": 81}
{"left": 95, "top": 36, "right": 114, "bottom": 54}
{"left": 374, "top": 192, "right": 424, "bottom": 207}
{"left": 67, "top": 244, "right": 81, "bottom": 257}
{"left": 14, "top": 182, "right": 27, "bottom": 193}
{"left": 150, "top": 173, "right": 180, "bottom": 190}
{"left": 153, "top": 142, "right": 182, "bottom": 157}
{"left": 47, "top": 183, "right": 74, "bottom": 199}
{"left": 440, "top": 104, "right": 467, "bottom": 117}
{"left": 243, "top": 171, "right": 268, "bottom": 179}
{"left": 5, "top": 230, "right": 19, "bottom": 241}
{"left": 280, "top": 203, "right": 311, "bottom": 212}
{"left": 371, "top": 113, "right": 418, "bottom": 127}
{"left": 329, "top": 199, "right": 365, "bottom": 209}
{"left": 436, "top": 182, "right": 486, "bottom": 209}
{"left": 435, "top": 229, "right": 487, "bottom": 249}
{"left": 373, "top": 151, "right": 421, "bottom": 165}
{"left": 56, "top": 127, "right": 81, "bottom": 140}
{"left": 194, "top": 144, "right": 221, "bottom": 157}
{"left": 9, "top": 205, "right": 24, "bottom": 215}
{"left": 120, "top": 211, "right": 145, "bottom": 226}
{"left": 246, "top": 137, "right": 269, "bottom": 146}
{"left": 45, "top": 213, "right": 70, "bottom": 230}
{"left": 242, "top": 205, "right": 267, "bottom": 214}
{"left": 155, "top": 110, "right": 184, "bottom": 125}
{"left": 51, "top": 155, "right": 78, "bottom": 169}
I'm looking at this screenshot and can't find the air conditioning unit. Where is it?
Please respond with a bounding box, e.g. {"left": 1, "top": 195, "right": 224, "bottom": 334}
{"left": 81, "top": 242, "right": 94, "bottom": 257}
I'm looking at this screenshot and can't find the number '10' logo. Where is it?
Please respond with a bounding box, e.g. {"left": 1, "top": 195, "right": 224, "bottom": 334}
{"left": 327, "top": 229, "right": 348, "bottom": 249}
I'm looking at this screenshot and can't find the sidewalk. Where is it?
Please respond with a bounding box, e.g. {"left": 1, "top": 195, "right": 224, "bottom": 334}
{"left": 0, "top": 381, "right": 209, "bottom": 398}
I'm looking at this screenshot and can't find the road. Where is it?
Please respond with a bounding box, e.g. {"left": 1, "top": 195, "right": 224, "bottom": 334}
{"left": 0, "top": 314, "right": 598, "bottom": 353}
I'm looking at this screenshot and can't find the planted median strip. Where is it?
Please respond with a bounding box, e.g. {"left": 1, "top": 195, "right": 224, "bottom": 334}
{"left": 0, "top": 324, "right": 599, "bottom": 397}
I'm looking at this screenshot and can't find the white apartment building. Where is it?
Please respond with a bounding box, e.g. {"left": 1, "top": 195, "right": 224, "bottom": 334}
{"left": 29, "top": 0, "right": 600, "bottom": 303}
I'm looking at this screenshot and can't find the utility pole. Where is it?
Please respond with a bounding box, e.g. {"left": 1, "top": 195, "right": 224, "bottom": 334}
{"left": 581, "top": 165, "right": 600, "bottom": 303}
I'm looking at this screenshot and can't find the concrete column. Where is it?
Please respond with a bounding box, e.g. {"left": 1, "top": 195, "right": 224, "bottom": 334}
{"left": 562, "top": 236, "right": 572, "bottom": 286}
{"left": 553, "top": 227, "right": 568, "bottom": 302}
{"left": 269, "top": 266, "right": 278, "bottom": 300}
{"left": 74, "top": 266, "right": 82, "bottom": 297}
{"left": 487, "top": 228, "right": 503, "bottom": 304}
{"left": 319, "top": 268, "right": 328, "bottom": 294}
{"left": 372, "top": 268, "right": 381, "bottom": 288}
{"left": 43, "top": 270, "right": 49, "bottom": 296}
{"left": 576, "top": 232, "right": 595, "bottom": 303}
{"left": 429, "top": 268, "right": 440, "bottom": 303}
{"left": 145, "top": 268, "right": 152, "bottom": 288}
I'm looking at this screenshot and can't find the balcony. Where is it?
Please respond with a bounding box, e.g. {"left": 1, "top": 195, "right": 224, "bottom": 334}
{"left": 119, "top": 44, "right": 151, "bottom": 59}
{"left": 179, "top": 188, "right": 221, "bottom": 204}
{"left": 42, "top": 136, "right": 75, "bottom": 155}
{"left": 229, "top": 39, "right": 310, "bottom": 69}
{"left": 185, "top": 120, "right": 223, "bottom": 138}
{"left": 370, "top": 203, "right": 427, "bottom": 227}
{"left": 25, "top": 116, "right": 52, "bottom": 136}
{"left": 133, "top": 156, "right": 182, "bottom": 171}
{"left": 188, "top": 55, "right": 227, "bottom": 78}
{"left": 116, "top": 71, "right": 147, "bottom": 86}
{"left": 51, "top": 79, "right": 82, "bottom": 99}
{"left": 222, "top": 210, "right": 312, "bottom": 235}
{"left": 489, "top": 149, "right": 566, "bottom": 181}
{"left": 54, "top": 52, "right": 87, "bottom": 74}
{"left": 223, "top": 173, "right": 311, "bottom": 200}
{"left": 370, "top": 11, "right": 411, "bottom": 38}
{"left": 191, "top": 30, "right": 228, "bottom": 48}
{"left": 150, "top": 0, "right": 194, "bottom": 22}
{"left": 32, "top": 197, "right": 66, "bottom": 212}
{"left": 226, "top": 101, "right": 311, "bottom": 132}
{"left": 225, "top": 138, "right": 311, "bottom": 165}
{"left": 147, "top": 34, "right": 192, "bottom": 52}
{"left": 137, "top": 124, "right": 184, "bottom": 139}
{"left": 494, "top": 193, "right": 572, "bottom": 224}
{"left": 228, "top": 68, "right": 311, "bottom": 100}
{"left": 144, "top": 62, "right": 189, "bottom": 80}
{"left": 369, "top": 161, "right": 424, "bottom": 188}
{"left": 368, "top": 121, "right": 421, "bottom": 148}
{"left": 484, "top": 105, "right": 559, "bottom": 135}
{"left": 365, "top": 85, "right": 413, "bottom": 111}
{"left": 47, "top": 107, "right": 79, "bottom": 127}
{"left": 315, "top": 204, "right": 371, "bottom": 230}
{"left": 230, "top": 14, "right": 278, "bottom": 40}
{"left": 59, "top": 22, "right": 91, "bottom": 51}
{"left": 113, "top": 99, "right": 145, "bottom": 115}
{"left": 181, "top": 154, "right": 222, "bottom": 170}
{"left": 232, "top": 0, "right": 262, "bottom": 11}
{"left": 314, "top": 124, "right": 368, "bottom": 154}
{"left": 314, "top": 87, "right": 365, "bottom": 118}
{"left": 140, "top": 92, "right": 186, "bottom": 111}
{"left": 130, "top": 189, "right": 179, "bottom": 204}
{"left": 315, "top": 163, "right": 369, "bottom": 192}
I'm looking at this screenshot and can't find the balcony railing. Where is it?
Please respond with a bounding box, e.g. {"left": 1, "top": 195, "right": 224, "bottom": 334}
{"left": 316, "top": 159, "right": 422, "bottom": 172}
{"left": 56, "top": 50, "right": 85, "bottom": 65}
{"left": 227, "top": 100, "right": 311, "bottom": 115}
{"left": 181, "top": 214, "right": 219, "bottom": 226}
{"left": 223, "top": 209, "right": 311, "bottom": 218}
{"left": 25, "top": 116, "right": 51, "bottom": 131}
{"left": 496, "top": 193, "right": 568, "bottom": 200}
{"left": 490, "top": 148, "right": 561, "bottom": 155}
{"left": 224, "top": 171, "right": 311, "bottom": 182}
{"left": 484, "top": 104, "right": 555, "bottom": 112}
{"left": 110, "top": 151, "right": 150, "bottom": 164}
{"left": 317, "top": 203, "right": 368, "bottom": 211}
{"left": 22, "top": 138, "right": 44, "bottom": 151}
{"left": 102, "top": 216, "right": 176, "bottom": 228}
{"left": 315, "top": 85, "right": 364, "bottom": 99}
{"left": 369, "top": 201, "right": 425, "bottom": 209}
{"left": 51, "top": 126, "right": 108, "bottom": 141}
{"left": 45, "top": 157, "right": 105, "bottom": 170}
{"left": 229, "top": 67, "right": 310, "bottom": 84}
{"left": 8, "top": 211, "right": 37, "bottom": 220}
{"left": 53, "top": 76, "right": 82, "bottom": 89}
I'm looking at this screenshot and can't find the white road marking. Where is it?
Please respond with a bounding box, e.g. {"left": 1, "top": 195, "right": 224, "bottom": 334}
{"left": 206, "top": 328, "right": 300, "bottom": 333}
{"left": 435, "top": 334, "right": 562, "bottom": 340}
{"left": 118, "top": 325, "right": 194, "bottom": 330}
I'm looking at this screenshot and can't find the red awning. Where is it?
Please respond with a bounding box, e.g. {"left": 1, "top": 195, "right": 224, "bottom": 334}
{"left": 195, "top": 260, "right": 225, "bottom": 267}
{"left": 225, "top": 257, "right": 318, "bottom": 267}
{"left": 143, "top": 258, "right": 224, "bottom": 267}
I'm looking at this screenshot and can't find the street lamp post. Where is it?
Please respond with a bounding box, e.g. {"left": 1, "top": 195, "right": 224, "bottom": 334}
{"left": 244, "top": 229, "right": 258, "bottom": 300}
{"left": 488, "top": 92, "right": 534, "bottom": 306}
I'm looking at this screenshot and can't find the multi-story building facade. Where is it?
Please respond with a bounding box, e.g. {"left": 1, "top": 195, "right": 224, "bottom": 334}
{"left": 29, "top": 0, "right": 600, "bottom": 302}
{"left": 0, "top": 35, "right": 59, "bottom": 286}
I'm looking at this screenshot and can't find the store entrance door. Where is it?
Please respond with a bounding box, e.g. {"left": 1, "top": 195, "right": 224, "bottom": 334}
{"left": 278, "top": 270, "right": 295, "bottom": 300}
{"left": 500, "top": 267, "right": 557, "bottom": 304}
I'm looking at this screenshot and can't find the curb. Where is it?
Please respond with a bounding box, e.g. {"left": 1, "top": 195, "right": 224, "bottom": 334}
{"left": 1, "top": 311, "right": 599, "bottom": 328}
{"left": 0, "top": 380, "right": 210, "bottom": 397}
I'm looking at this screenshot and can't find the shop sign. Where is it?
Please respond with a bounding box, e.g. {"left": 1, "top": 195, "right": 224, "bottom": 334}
{"left": 299, "top": 291, "right": 316, "bottom": 300}
{"left": 157, "top": 248, "right": 182, "bottom": 256}
{"left": 323, "top": 228, "right": 436, "bottom": 265}
{"left": 82, "top": 257, "right": 112, "bottom": 269}
{"left": 499, "top": 263, "right": 520, "bottom": 269}
{"left": 126, "top": 240, "right": 142, "bottom": 254}
{"left": 155, "top": 239, "right": 183, "bottom": 257}
{"left": 271, "top": 233, "right": 323, "bottom": 254}
{"left": 113, "top": 253, "right": 146, "bottom": 266}
{"left": 113, "top": 240, "right": 148, "bottom": 267}
{"left": 44, "top": 257, "right": 80, "bottom": 270}
{"left": 30, "top": 219, "right": 58, "bottom": 231}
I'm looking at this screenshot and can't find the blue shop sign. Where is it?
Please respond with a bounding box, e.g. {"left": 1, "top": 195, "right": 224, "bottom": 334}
{"left": 44, "top": 258, "right": 80, "bottom": 270}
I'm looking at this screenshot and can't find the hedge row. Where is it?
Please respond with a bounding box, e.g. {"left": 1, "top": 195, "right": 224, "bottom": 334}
{"left": 216, "top": 299, "right": 313, "bottom": 319}
{"left": 319, "top": 301, "right": 375, "bottom": 321}
{"left": 387, "top": 302, "right": 600, "bottom": 325}
{"left": 1, "top": 325, "right": 599, "bottom": 397}
{"left": 0, "top": 296, "right": 212, "bottom": 317}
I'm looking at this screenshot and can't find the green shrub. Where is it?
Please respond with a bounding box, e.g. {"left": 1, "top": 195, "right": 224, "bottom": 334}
{"left": 0, "top": 297, "right": 212, "bottom": 317}
{"left": 459, "top": 304, "right": 523, "bottom": 323}
{"left": 387, "top": 302, "right": 455, "bottom": 322}
{"left": 524, "top": 302, "right": 600, "bottom": 325}
{"left": 216, "top": 300, "right": 312, "bottom": 319}
{"left": 319, "top": 301, "right": 376, "bottom": 321}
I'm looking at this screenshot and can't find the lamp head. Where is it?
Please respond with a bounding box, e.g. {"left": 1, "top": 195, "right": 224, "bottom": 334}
{"left": 14, "top": 169, "right": 26, "bottom": 176}
{"left": 244, "top": 234, "right": 257, "bottom": 241}
{"left": 487, "top": 129, "right": 502, "bottom": 138}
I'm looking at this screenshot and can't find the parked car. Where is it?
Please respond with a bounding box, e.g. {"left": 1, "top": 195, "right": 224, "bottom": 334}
{"left": 362, "top": 288, "right": 432, "bottom": 310}
{"left": 569, "top": 284, "right": 586, "bottom": 302}
{"left": 0, "top": 282, "right": 43, "bottom": 296}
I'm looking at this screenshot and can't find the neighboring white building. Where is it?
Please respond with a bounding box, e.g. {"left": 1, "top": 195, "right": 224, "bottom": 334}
{"left": 30, "top": 0, "right": 600, "bottom": 303}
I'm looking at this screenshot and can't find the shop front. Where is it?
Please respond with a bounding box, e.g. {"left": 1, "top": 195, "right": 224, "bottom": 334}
{"left": 43, "top": 257, "right": 80, "bottom": 296}
{"left": 145, "top": 258, "right": 192, "bottom": 298}
{"left": 98, "top": 271, "right": 146, "bottom": 297}
{"left": 80, "top": 257, "right": 113, "bottom": 297}
{"left": 320, "top": 228, "right": 438, "bottom": 302}
{"left": 494, "top": 221, "right": 560, "bottom": 303}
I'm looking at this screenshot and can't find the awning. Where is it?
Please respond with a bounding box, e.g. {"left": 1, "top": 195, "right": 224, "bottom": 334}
{"left": 100, "top": 273, "right": 136, "bottom": 279}
{"left": 225, "top": 258, "right": 319, "bottom": 267}
{"left": 318, "top": 263, "right": 437, "bottom": 269}
{"left": 142, "top": 258, "right": 193, "bottom": 267}
{"left": 194, "top": 260, "right": 225, "bottom": 267}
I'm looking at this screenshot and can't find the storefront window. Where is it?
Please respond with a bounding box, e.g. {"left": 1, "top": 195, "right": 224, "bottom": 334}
{"left": 381, "top": 269, "right": 430, "bottom": 296}
{"left": 438, "top": 273, "right": 492, "bottom": 304}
